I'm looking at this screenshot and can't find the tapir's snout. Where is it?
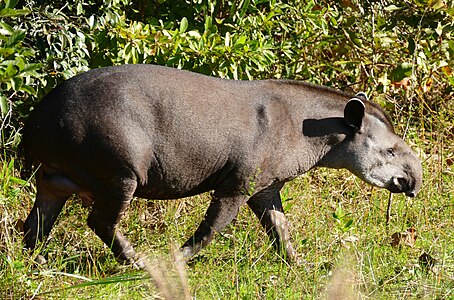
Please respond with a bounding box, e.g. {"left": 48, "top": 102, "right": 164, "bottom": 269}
{"left": 389, "top": 156, "right": 423, "bottom": 197}
{"left": 388, "top": 176, "right": 419, "bottom": 197}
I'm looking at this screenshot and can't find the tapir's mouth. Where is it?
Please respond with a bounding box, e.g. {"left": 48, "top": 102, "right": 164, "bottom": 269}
{"left": 404, "top": 189, "right": 417, "bottom": 198}
{"left": 388, "top": 177, "right": 417, "bottom": 197}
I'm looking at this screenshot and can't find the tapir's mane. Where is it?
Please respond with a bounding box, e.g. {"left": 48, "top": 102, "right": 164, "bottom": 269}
{"left": 364, "top": 100, "right": 395, "bottom": 132}
{"left": 272, "top": 79, "right": 352, "bottom": 98}
{"left": 273, "top": 79, "right": 395, "bottom": 132}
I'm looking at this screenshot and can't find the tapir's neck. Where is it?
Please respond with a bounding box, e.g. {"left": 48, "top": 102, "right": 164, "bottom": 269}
{"left": 264, "top": 80, "right": 353, "bottom": 177}
{"left": 297, "top": 126, "right": 351, "bottom": 173}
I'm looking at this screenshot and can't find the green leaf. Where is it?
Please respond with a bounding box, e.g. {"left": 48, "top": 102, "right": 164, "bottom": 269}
{"left": 447, "top": 7, "right": 454, "bottom": 16}
{"left": 204, "top": 16, "right": 212, "bottom": 32}
{"left": 430, "top": 0, "right": 446, "bottom": 10}
{"left": 1, "top": 63, "right": 17, "bottom": 79}
{"left": 0, "top": 8, "right": 30, "bottom": 17}
{"left": 344, "top": 219, "right": 353, "bottom": 230}
{"left": 9, "top": 176, "right": 28, "bottom": 186}
{"left": 0, "top": 21, "right": 14, "bottom": 35}
{"left": 345, "top": 29, "right": 362, "bottom": 47}
{"left": 76, "top": 2, "right": 84, "bottom": 15}
{"left": 390, "top": 63, "right": 413, "bottom": 81}
{"left": 235, "top": 35, "right": 247, "bottom": 47}
{"left": 5, "top": 0, "right": 19, "bottom": 9}
{"left": 21, "top": 63, "right": 42, "bottom": 74}
{"left": 239, "top": 0, "right": 251, "bottom": 18}
{"left": 19, "top": 84, "right": 35, "bottom": 94}
{"left": 0, "top": 94, "right": 7, "bottom": 118}
{"left": 180, "top": 17, "right": 188, "bottom": 33}
{"left": 6, "top": 29, "right": 25, "bottom": 46}
{"left": 384, "top": 5, "right": 402, "bottom": 11}
{"left": 10, "top": 77, "right": 22, "bottom": 91}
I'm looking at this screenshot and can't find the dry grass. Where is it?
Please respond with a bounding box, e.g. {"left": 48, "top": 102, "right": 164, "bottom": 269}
{"left": 1, "top": 84, "right": 453, "bottom": 299}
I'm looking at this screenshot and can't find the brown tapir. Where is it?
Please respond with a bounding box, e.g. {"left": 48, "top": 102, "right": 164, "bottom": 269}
{"left": 22, "top": 64, "right": 422, "bottom": 267}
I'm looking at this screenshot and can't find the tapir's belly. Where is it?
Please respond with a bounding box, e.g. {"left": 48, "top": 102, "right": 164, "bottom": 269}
{"left": 134, "top": 173, "right": 224, "bottom": 199}
{"left": 134, "top": 183, "right": 211, "bottom": 200}
{"left": 133, "top": 164, "right": 232, "bottom": 200}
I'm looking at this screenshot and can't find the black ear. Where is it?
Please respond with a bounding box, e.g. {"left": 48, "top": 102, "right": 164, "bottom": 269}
{"left": 344, "top": 98, "right": 365, "bottom": 130}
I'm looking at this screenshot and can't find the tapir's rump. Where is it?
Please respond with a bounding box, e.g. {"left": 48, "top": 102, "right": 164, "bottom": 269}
{"left": 22, "top": 64, "right": 422, "bottom": 266}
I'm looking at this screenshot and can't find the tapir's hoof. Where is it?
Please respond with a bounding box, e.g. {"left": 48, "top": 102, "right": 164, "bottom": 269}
{"left": 131, "top": 254, "right": 147, "bottom": 270}
{"left": 179, "top": 246, "right": 195, "bottom": 263}
{"left": 291, "top": 255, "right": 303, "bottom": 266}
{"left": 283, "top": 253, "right": 303, "bottom": 266}
{"left": 282, "top": 247, "right": 302, "bottom": 265}
{"left": 117, "top": 253, "right": 148, "bottom": 269}
{"left": 131, "top": 260, "right": 145, "bottom": 269}
{"left": 286, "top": 253, "right": 312, "bottom": 271}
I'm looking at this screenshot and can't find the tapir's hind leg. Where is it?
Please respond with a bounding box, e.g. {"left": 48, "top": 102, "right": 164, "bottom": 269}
{"left": 86, "top": 178, "right": 142, "bottom": 267}
{"left": 247, "top": 183, "right": 299, "bottom": 263}
{"left": 24, "top": 169, "right": 72, "bottom": 251}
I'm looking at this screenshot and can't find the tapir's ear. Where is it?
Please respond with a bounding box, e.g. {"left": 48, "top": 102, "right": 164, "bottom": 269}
{"left": 344, "top": 98, "right": 365, "bottom": 130}
{"left": 354, "top": 92, "right": 368, "bottom": 102}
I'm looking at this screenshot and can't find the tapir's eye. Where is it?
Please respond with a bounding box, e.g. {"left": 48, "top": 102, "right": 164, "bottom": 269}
{"left": 387, "top": 148, "right": 395, "bottom": 157}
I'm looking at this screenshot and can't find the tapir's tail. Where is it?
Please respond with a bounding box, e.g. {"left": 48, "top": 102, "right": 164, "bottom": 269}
{"left": 19, "top": 129, "right": 34, "bottom": 180}
{"left": 21, "top": 156, "right": 33, "bottom": 179}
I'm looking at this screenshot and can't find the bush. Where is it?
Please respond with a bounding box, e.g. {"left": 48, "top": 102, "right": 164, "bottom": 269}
{"left": 1, "top": 0, "right": 453, "bottom": 155}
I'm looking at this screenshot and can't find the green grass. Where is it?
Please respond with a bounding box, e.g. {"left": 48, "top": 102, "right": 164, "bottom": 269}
{"left": 1, "top": 106, "right": 453, "bottom": 299}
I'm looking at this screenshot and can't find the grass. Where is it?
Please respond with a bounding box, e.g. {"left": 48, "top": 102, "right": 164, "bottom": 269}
{"left": 1, "top": 99, "right": 453, "bottom": 299}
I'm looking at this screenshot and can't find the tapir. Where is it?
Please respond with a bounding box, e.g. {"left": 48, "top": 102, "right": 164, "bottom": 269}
{"left": 22, "top": 64, "right": 422, "bottom": 267}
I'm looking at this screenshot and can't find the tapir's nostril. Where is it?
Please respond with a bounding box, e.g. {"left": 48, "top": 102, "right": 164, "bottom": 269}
{"left": 392, "top": 177, "right": 406, "bottom": 190}
{"left": 397, "top": 177, "right": 407, "bottom": 189}
{"left": 390, "top": 176, "right": 413, "bottom": 195}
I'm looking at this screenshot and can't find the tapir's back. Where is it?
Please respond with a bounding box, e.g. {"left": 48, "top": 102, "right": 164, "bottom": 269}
{"left": 26, "top": 64, "right": 260, "bottom": 139}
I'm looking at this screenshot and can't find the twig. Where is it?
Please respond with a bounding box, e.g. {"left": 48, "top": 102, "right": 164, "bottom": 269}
{"left": 386, "top": 193, "right": 393, "bottom": 228}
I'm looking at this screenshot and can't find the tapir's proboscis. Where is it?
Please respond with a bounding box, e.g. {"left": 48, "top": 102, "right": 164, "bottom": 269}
{"left": 22, "top": 64, "right": 422, "bottom": 267}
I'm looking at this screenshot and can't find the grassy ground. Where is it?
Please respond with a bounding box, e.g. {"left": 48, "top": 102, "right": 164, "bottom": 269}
{"left": 1, "top": 102, "right": 453, "bottom": 299}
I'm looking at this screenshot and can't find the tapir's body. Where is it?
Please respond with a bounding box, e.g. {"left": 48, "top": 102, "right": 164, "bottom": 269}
{"left": 23, "top": 64, "right": 422, "bottom": 266}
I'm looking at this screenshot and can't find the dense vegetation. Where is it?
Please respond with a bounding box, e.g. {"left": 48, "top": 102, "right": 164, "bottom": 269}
{"left": 1, "top": 0, "right": 453, "bottom": 298}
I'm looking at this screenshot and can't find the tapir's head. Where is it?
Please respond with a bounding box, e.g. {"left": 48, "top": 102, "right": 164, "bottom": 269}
{"left": 339, "top": 93, "right": 423, "bottom": 197}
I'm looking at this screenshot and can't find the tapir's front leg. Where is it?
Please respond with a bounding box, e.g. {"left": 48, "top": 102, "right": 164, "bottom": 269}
{"left": 180, "top": 193, "right": 248, "bottom": 259}
{"left": 247, "top": 183, "right": 299, "bottom": 263}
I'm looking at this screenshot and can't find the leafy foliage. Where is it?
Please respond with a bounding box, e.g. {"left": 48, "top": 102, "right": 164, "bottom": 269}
{"left": 1, "top": 1, "right": 453, "bottom": 145}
